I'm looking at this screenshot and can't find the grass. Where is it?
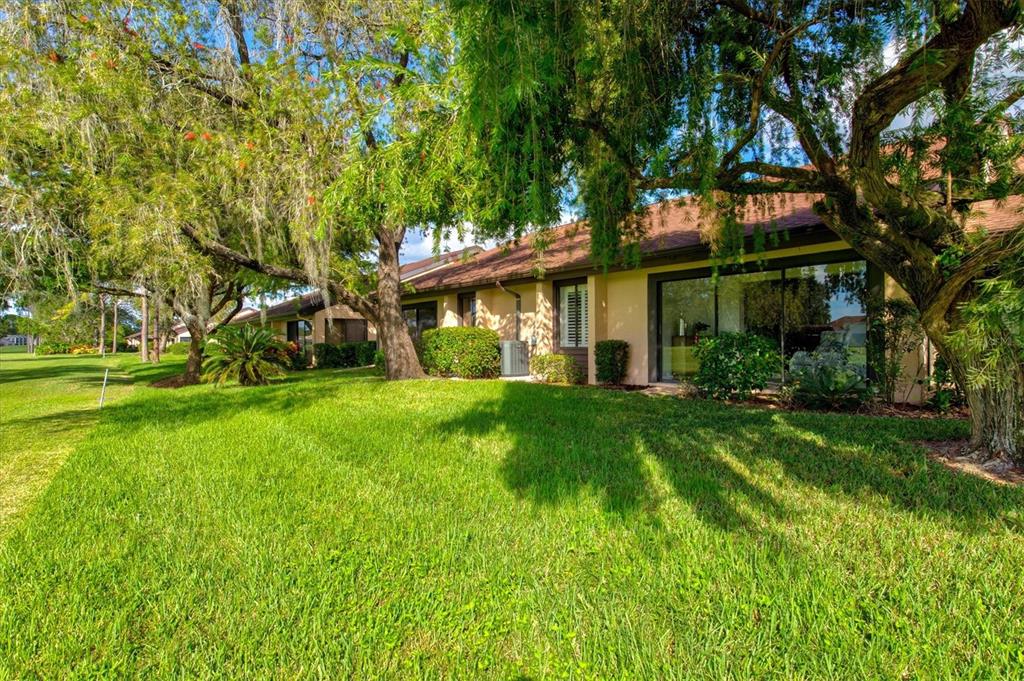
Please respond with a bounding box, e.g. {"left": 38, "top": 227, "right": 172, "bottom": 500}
{"left": 0, "top": 351, "right": 132, "bottom": 532}
{"left": 1, "top": 354, "right": 1023, "bottom": 678}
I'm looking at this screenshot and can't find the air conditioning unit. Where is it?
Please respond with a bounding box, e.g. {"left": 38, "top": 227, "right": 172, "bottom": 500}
{"left": 500, "top": 340, "right": 529, "bottom": 377}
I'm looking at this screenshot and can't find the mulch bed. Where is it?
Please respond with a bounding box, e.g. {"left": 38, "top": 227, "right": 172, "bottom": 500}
{"left": 918, "top": 440, "right": 1024, "bottom": 486}
{"left": 150, "top": 374, "right": 195, "bottom": 389}
{"left": 636, "top": 385, "right": 969, "bottom": 420}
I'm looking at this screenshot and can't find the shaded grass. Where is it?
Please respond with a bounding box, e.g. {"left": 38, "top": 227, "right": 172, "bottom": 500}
{"left": 1, "top": 356, "right": 1023, "bottom": 678}
{"left": 0, "top": 352, "right": 133, "bottom": 532}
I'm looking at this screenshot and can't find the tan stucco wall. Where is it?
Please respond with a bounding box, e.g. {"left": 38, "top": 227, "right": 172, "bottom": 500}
{"left": 884, "top": 278, "right": 929, "bottom": 403}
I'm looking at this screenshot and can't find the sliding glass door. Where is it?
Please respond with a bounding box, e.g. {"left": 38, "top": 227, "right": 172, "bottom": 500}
{"left": 656, "top": 259, "right": 868, "bottom": 382}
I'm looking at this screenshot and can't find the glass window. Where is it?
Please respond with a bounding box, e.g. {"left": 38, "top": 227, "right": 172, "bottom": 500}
{"left": 660, "top": 277, "right": 715, "bottom": 379}
{"left": 655, "top": 259, "right": 867, "bottom": 382}
{"left": 783, "top": 262, "right": 868, "bottom": 374}
{"left": 402, "top": 302, "right": 438, "bottom": 343}
{"left": 558, "top": 283, "right": 588, "bottom": 348}
{"left": 459, "top": 293, "right": 477, "bottom": 327}
{"left": 286, "top": 320, "right": 312, "bottom": 355}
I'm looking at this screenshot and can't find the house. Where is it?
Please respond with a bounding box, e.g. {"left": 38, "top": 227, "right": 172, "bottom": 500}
{"left": 125, "top": 322, "right": 193, "bottom": 348}
{"left": 230, "top": 247, "right": 483, "bottom": 353}
{"left": 232, "top": 293, "right": 374, "bottom": 355}
{"left": 397, "top": 194, "right": 1022, "bottom": 402}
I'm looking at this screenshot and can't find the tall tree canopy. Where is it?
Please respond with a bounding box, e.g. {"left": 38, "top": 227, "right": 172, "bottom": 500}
{"left": 1, "top": 0, "right": 470, "bottom": 380}
{"left": 455, "top": 0, "right": 1024, "bottom": 463}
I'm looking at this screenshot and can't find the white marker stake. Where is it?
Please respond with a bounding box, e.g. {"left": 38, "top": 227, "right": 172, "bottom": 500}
{"left": 99, "top": 368, "right": 110, "bottom": 408}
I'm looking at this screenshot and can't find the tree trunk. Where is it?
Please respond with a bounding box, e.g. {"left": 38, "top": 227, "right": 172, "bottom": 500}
{"left": 376, "top": 229, "right": 425, "bottom": 380}
{"left": 153, "top": 305, "right": 160, "bottom": 363}
{"left": 182, "top": 327, "right": 205, "bottom": 385}
{"left": 141, "top": 294, "right": 149, "bottom": 362}
{"left": 97, "top": 294, "right": 106, "bottom": 356}
{"left": 926, "top": 326, "right": 1023, "bottom": 468}
{"left": 111, "top": 300, "right": 118, "bottom": 354}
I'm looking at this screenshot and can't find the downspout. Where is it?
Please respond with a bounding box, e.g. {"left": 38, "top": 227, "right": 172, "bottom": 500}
{"left": 495, "top": 281, "right": 521, "bottom": 341}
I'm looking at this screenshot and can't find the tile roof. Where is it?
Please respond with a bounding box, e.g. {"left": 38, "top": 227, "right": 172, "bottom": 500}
{"left": 406, "top": 194, "right": 1023, "bottom": 294}
{"left": 232, "top": 293, "right": 361, "bottom": 323}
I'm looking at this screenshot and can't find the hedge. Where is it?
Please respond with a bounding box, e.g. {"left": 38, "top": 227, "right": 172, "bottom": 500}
{"left": 421, "top": 327, "right": 500, "bottom": 379}
{"left": 529, "top": 353, "right": 584, "bottom": 384}
{"left": 165, "top": 341, "right": 192, "bottom": 355}
{"left": 595, "top": 339, "right": 630, "bottom": 384}
{"left": 313, "top": 341, "right": 378, "bottom": 369}
{"left": 35, "top": 342, "right": 70, "bottom": 355}
{"left": 692, "top": 332, "right": 781, "bottom": 400}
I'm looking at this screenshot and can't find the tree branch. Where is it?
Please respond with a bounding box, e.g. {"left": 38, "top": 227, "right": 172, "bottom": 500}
{"left": 225, "top": 1, "right": 250, "bottom": 67}
{"left": 180, "top": 225, "right": 377, "bottom": 320}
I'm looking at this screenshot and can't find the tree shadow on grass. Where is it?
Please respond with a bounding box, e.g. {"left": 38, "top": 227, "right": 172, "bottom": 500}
{"left": 0, "top": 356, "right": 124, "bottom": 386}
{"left": 436, "top": 382, "right": 1024, "bottom": 535}
{"left": 94, "top": 367, "right": 388, "bottom": 438}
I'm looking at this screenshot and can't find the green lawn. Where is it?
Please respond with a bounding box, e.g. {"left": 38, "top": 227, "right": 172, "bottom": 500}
{"left": 0, "top": 351, "right": 132, "bottom": 532}
{"left": 1, "top": 353, "right": 1023, "bottom": 678}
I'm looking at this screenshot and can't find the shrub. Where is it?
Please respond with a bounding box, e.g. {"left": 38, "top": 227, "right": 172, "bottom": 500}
{"left": 925, "top": 356, "right": 964, "bottom": 413}
{"left": 373, "top": 349, "right": 386, "bottom": 375}
{"left": 202, "top": 325, "right": 290, "bottom": 387}
{"left": 529, "top": 353, "right": 584, "bottom": 384}
{"left": 595, "top": 340, "right": 629, "bottom": 384}
{"left": 36, "top": 342, "right": 70, "bottom": 355}
{"left": 314, "top": 341, "right": 378, "bottom": 369}
{"left": 692, "top": 332, "right": 780, "bottom": 400}
{"left": 35, "top": 342, "right": 70, "bottom": 355}
{"left": 280, "top": 341, "right": 307, "bottom": 370}
{"left": 354, "top": 341, "right": 377, "bottom": 367}
{"left": 789, "top": 346, "right": 872, "bottom": 410}
{"left": 165, "top": 341, "right": 191, "bottom": 355}
{"left": 421, "top": 327, "right": 500, "bottom": 378}
{"left": 69, "top": 344, "right": 98, "bottom": 355}
{"left": 791, "top": 366, "right": 872, "bottom": 410}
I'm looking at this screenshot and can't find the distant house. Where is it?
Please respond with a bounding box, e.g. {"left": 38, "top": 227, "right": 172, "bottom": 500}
{"left": 231, "top": 247, "right": 483, "bottom": 354}
{"left": 125, "top": 322, "right": 193, "bottom": 348}
{"left": 0, "top": 334, "right": 28, "bottom": 346}
{"left": 232, "top": 293, "right": 373, "bottom": 355}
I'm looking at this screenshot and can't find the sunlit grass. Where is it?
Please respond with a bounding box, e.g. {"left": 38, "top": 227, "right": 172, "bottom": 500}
{"left": 1, "top": 354, "right": 1022, "bottom": 678}
{"left": 0, "top": 351, "right": 132, "bottom": 532}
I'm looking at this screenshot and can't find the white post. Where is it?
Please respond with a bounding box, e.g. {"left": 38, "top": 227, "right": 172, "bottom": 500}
{"left": 98, "top": 368, "right": 110, "bottom": 408}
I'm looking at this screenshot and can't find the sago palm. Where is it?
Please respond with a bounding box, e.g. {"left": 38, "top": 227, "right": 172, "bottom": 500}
{"left": 202, "top": 325, "right": 290, "bottom": 387}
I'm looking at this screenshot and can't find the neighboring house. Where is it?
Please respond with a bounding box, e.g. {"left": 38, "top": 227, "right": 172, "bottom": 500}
{"left": 231, "top": 247, "right": 482, "bottom": 354}
{"left": 0, "top": 334, "right": 28, "bottom": 346}
{"left": 397, "top": 194, "right": 1022, "bottom": 402}
{"left": 125, "top": 323, "right": 193, "bottom": 348}
{"left": 232, "top": 293, "right": 375, "bottom": 357}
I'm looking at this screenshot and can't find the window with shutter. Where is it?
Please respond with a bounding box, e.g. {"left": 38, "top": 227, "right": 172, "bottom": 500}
{"left": 558, "top": 283, "right": 589, "bottom": 349}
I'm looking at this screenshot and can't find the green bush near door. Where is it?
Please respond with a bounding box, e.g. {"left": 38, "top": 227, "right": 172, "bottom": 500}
{"left": 529, "top": 353, "right": 584, "bottom": 385}
{"left": 595, "top": 340, "right": 630, "bottom": 384}
{"left": 692, "top": 332, "right": 781, "bottom": 400}
{"left": 421, "top": 327, "right": 500, "bottom": 379}
{"left": 313, "top": 341, "right": 378, "bottom": 369}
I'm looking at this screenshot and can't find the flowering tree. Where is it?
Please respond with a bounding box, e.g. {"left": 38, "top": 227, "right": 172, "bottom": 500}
{"left": 1, "top": 0, "right": 470, "bottom": 380}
